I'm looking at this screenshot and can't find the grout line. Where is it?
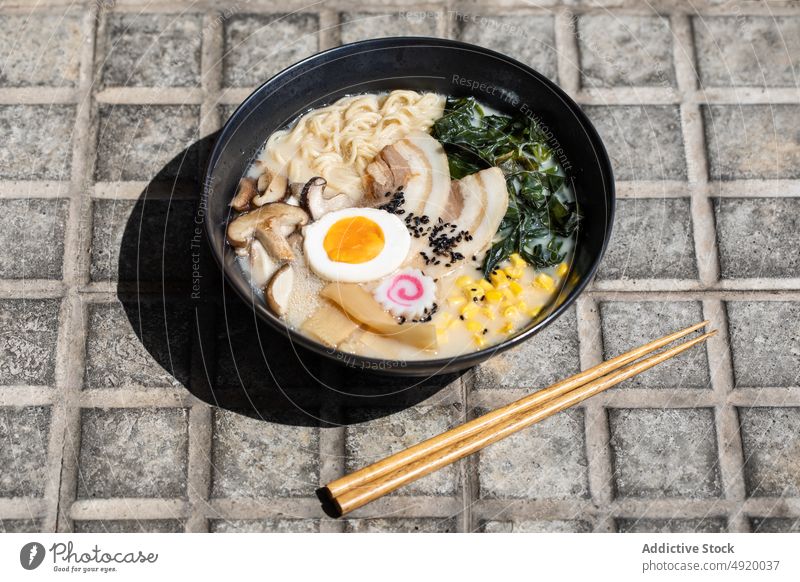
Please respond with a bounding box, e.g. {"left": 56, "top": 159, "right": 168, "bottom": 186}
{"left": 554, "top": 7, "right": 579, "bottom": 94}
{"left": 459, "top": 375, "right": 477, "bottom": 532}
{"left": 671, "top": 13, "right": 720, "bottom": 287}
{"left": 42, "top": 493, "right": 800, "bottom": 523}
{"left": 0, "top": 181, "right": 72, "bottom": 198}
{"left": 95, "top": 87, "right": 205, "bottom": 104}
{"left": 48, "top": 5, "right": 99, "bottom": 534}
{"left": 576, "top": 295, "right": 615, "bottom": 532}
{"left": 318, "top": 9, "right": 339, "bottom": 50}
{"left": 179, "top": 9, "right": 228, "bottom": 535}
{"left": 318, "top": 410, "right": 346, "bottom": 533}
{"left": 703, "top": 299, "right": 749, "bottom": 532}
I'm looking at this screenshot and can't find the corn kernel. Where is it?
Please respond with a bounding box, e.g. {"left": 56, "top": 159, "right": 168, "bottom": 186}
{"left": 527, "top": 306, "right": 542, "bottom": 318}
{"left": 490, "top": 269, "right": 508, "bottom": 287}
{"left": 485, "top": 289, "right": 503, "bottom": 304}
{"left": 473, "top": 334, "right": 487, "bottom": 348}
{"left": 555, "top": 263, "right": 569, "bottom": 278}
{"left": 500, "top": 322, "right": 515, "bottom": 334}
{"left": 502, "top": 305, "right": 519, "bottom": 319}
{"left": 437, "top": 329, "right": 449, "bottom": 343}
{"left": 502, "top": 287, "right": 516, "bottom": 301}
{"left": 505, "top": 266, "right": 524, "bottom": 279}
{"left": 478, "top": 279, "right": 494, "bottom": 292}
{"left": 460, "top": 303, "right": 479, "bottom": 319}
{"left": 448, "top": 295, "right": 467, "bottom": 307}
{"left": 438, "top": 312, "right": 453, "bottom": 326}
{"left": 509, "top": 253, "right": 526, "bottom": 268}
{"left": 533, "top": 273, "right": 555, "bottom": 292}
{"left": 481, "top": 306, "right": 496, "bottom": 320}
{"left": 456, "top": 275, "right": 473, "bottom": 287}
{"left": 508, "top": 281, "right": 523, "bottom": 295}
{"left": 466, "top": 320, "right": 483, "bottom": 333}
{"left": 517, "top": 300, "right": 528, "bottom": 313}
{"left": 464, "top": 286, "right": 485, "bottom": 301}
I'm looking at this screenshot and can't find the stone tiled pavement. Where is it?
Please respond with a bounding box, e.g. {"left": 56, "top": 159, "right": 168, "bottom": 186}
{"left": 0, "top": 0, "right": 798, "bottom": 534}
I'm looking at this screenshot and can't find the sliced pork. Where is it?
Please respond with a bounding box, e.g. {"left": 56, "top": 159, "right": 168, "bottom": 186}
{"left": 365, "top": 131, "right": 451, "bottom": 219}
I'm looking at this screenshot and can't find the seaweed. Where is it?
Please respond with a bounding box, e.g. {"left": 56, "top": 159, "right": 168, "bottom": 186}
{"left": 431, "top": 96, "right": 580, "bottom": 276}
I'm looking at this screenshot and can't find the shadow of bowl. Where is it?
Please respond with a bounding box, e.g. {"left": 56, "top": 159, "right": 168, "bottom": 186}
{"left": 115, "top": 134, "right": 463, "bottom": 427}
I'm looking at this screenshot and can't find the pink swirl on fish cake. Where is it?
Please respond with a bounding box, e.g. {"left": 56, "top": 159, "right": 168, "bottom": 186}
{"left": 374, "top": 268, "right": 436, "bottom": 319}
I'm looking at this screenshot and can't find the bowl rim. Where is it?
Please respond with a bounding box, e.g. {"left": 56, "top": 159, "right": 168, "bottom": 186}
{"left": 204, "top": 36, "right": 615, "bottom": 374}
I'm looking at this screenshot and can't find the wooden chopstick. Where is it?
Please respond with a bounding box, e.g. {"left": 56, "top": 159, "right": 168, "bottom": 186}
{"left": 323, "top": 327, "right": 716, "bottom": 516}
{"left": 324, "top": 320, "right": 709, "bottom": 501}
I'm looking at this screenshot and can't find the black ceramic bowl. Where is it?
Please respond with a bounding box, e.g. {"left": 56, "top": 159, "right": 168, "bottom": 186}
{"left": 204, "top": 37, "right": 614, "bottom": 376}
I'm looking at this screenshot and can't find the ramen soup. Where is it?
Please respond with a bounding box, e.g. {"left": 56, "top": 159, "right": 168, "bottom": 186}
{"left": 226, "top": 90, "right": 579, "bottom": 361}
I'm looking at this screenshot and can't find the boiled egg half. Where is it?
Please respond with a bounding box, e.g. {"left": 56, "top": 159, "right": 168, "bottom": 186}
{"left": 303, "top": 207, "right": 411, "bottom": 283}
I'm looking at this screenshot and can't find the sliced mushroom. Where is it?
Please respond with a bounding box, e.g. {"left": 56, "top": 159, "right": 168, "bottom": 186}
{"left": 226, "top": 202, "right": 309, "bottom": 262}
{"left": 252, "top": 172, "right": 288, "bottom": 206}
{"left": 266, "top": 264, "right": 294, "bottom": 316}
{"left": 230, "top": 177, "right": 258, "bottom": 211}
{"left": 248, "top": 240, "right": 277, "bottom": 289}
{"left": 300, "top": 176, "right": 353, "bottom": 220}
{"left": 257, "top": 173, "right": 270, "bottom": 192}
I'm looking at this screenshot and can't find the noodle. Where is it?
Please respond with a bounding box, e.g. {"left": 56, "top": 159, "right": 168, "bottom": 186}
{"left": 259, "top": 90, "right": 445, "bottom": 198}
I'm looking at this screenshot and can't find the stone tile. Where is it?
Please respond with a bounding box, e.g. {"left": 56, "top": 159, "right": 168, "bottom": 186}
{"left": 0, "top": 519, "right": 41, "bottom": 533}
{"left": 693, "top": 16, "right": 800, "bottom": 87}
{"left": 703, "top": 105, "right": 800, "bottom": 180}
{"left": 211, "top": 409, "right": 319, "bottom": 498}
{"left": 0, "top": 407, "right": 51, "bottom": 497}
{"left": 77, "top": 408, "right": 189, "bottom": 499}
{"left": 750, "top": 517, "right": 800, "bottom": 533}
{"left": 72, "top": 520, "right": 184, "bottom": 533}
{"left": 210, "top": 519, "right": 319, "bottom": 533}
{"left": 739, "top": 407, "right": 800, "bottom": 498}
{"left": 472, "top": 306, "right": 579, "bottom": 390}
{"left": 714, "top": 198, "right": 800, "bottom": 280}
{"left": 344, "top": 407, "right": 459, "bottom": 497}
{"left": 345, "top": 518, "right": 457, "bottom": 533}
{"left": 481, "top": 519, "right": 592, "bottom": 533}
{"left": 609, "top": 408, "right": 722, "bottom": 499}
{"left": 726, "top": 302, "right": 799, "bottom": 388}
{"left": 577, "top": 15, "right": 676, "bottom": 88}
{"left": 599, "top": 301, "right": 711, "bottom": 389}
{"left": 456, "top": 15, "right": 557, "bottom": 82}
{"left": 223, "top": 13, "right": 319, "bottom": 87}
{"left": 340, "top": 11, "right": 440, "bottom": 44}
{"left": 584, "top": 106, "right": 686, "bottom": 181}
{"left": 101, "top": 13, "right": 202, "bottom": 88}
{"left": 0, "top": 199, "right": 68, "bottom": 280}
{"left": 0, "top": 299, "right": 60, "bottom": 386}
{"left": 94, "top": 104, "right": 199, "bottom": 182}
{"left": 478, "top": 408, "right": 589, "bottom": 499}
{"left": 0, "top": 12, "right": 82, "bottom": 87}
{"left": 616, "top": 517, "right": 727, "bottom": 533}
{"left": 84, "top": 302, "right": 190, "bottom": 389}
{"left": 89, "top": 198, "right": 196, "bottom": 283}
{"left": 0, "top": 105, "right": 75, "bottom": 180}
{"left": 597, "top": 198, "right": 697, "bottom": 280}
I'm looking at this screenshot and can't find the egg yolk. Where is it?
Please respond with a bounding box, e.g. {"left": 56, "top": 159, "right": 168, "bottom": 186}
{"left": 323, "top": 216, "right": 385, "bottom": 264}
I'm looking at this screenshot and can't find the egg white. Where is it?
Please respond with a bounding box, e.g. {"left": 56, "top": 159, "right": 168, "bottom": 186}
{"left": 303, "top": 207, "right": 411, "bottom": 283}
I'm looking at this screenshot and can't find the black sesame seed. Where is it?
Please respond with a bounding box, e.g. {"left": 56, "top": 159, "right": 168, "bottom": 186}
{"left": 459, "top": 315, "right": 465, "bottom": 321}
